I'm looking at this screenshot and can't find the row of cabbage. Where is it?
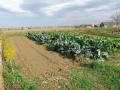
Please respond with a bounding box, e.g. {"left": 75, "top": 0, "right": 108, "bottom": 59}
{"left": 26, "top": 32, "right": 120, "bottom": 60}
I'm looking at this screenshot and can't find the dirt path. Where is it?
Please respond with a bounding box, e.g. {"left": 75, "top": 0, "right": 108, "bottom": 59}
{"left": 11, "top": 37, "right": 74, "bottom": 78}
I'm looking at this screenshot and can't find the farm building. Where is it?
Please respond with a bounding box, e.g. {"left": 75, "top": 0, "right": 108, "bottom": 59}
{"left": 80, "top": 24, "right": 98, "bottom": 29}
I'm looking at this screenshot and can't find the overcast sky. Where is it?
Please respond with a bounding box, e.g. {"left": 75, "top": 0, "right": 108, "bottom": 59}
{"left": 0, "top": 0, "right": 119, "bottom": 27}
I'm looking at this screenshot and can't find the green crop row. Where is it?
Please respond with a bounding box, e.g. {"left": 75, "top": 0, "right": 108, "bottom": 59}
{"left": 26, "top": 32, "right": 120, "bottom": 60}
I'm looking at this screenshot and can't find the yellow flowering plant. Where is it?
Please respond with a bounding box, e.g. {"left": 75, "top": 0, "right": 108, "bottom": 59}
{"left": 2, "top": 36, "right": 16, "bottom": 63}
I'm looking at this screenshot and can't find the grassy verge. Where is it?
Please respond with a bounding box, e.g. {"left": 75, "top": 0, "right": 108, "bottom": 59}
{"left": 3, "top": 61, "right": 42, "bottom": 90}
{"left": 63, "top": 62, "right": 120, "bottom": 90}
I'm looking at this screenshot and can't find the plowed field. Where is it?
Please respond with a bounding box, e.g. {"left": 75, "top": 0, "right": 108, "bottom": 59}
{"left": 11, "top": 37, "right": 74, "bottom": 78}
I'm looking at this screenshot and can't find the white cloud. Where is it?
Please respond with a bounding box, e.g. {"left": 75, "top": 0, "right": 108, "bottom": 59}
{"left": 86, "top": 5, "right": 110, "bottom": 12}
{"left": 86, "top": 1, "right": 118, "bottom": 12}
{"left": 42, "top": 0, "right": 91, "bottom": 16}
{"left": 0, "top": 0, "right": 32, "bottom": 14}
{"left": 42, "top": 3, "right": 71, "bottom": 16}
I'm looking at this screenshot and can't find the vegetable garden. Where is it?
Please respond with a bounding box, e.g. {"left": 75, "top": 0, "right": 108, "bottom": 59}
{"left": 26, "top": 32, "right": 120, "bottom": 60}
{"left": 1, "top": 30, "right": 120, "bottom": 90}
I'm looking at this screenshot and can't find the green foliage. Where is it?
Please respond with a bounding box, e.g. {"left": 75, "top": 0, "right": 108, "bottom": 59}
{"left": 3, "top": 62, "right": 42, "bottom": 90}
{"left": 68, "top": 62, "right": 120, "bottom": 90}
{"left": 70, "top": 71, "right": 92, "bottom": 90}
{"left": 90, "top": 62, "right": 120, "bottom": 90}
{"left": 26, "top": 32, "right": 120, "bottom": 60}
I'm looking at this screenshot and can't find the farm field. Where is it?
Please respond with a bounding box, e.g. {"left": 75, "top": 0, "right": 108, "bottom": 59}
{"left": 4, "top": 27, "right": 120, "bottom": 39}
{"left": 0, "top": 1, "right": 120, "bottom": 89}
{"left": 2, "top": 29, "right": 120, "bottom": 90}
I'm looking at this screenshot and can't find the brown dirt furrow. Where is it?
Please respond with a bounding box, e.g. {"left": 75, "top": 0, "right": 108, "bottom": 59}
{"left": 22, "top": 38, "right": 73, "bottom": 68}
{"left": 11, "top": 38, "right": 59, "bottom": 77}
{"left": 12, "top": 39, "right": 34, "bottom": 76}
{"left": 21, "top": 38, "right": 64, "bottom": 68}
{"left": 11, "top": 37, "right": 74, "bottom": 78}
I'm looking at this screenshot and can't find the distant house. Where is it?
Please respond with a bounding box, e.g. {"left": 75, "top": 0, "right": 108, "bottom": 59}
{"left": 80, "top": 24, "right": 98, "bottom": 29}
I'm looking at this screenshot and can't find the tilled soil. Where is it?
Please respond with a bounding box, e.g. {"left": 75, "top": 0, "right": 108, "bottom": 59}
{"left": 11, "top": 37, "right": 74, "bottom": 78}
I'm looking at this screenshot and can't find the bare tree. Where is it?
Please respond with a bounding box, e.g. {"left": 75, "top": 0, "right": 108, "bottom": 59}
{"left": 112, "top": 11, "right": 120, "bottom": 31}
